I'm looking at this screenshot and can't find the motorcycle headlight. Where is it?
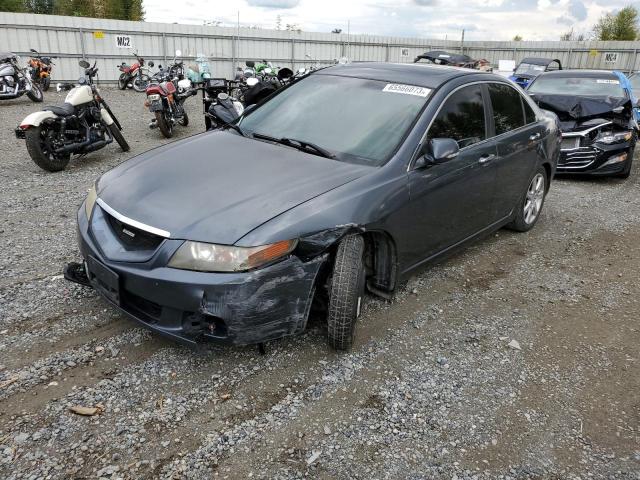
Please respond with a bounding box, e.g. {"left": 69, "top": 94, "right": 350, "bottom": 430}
{"left": 168, "top": 239, "right": 297, "bottom": 272}
{"left": 597, "top": 130, "right": 633, "bottom": 144}
{"left": 84, "top": 184, "right": 97, "bottom": 219}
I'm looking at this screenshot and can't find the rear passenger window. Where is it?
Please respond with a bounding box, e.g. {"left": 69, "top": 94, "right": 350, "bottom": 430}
{"left": 488, "top": 83, "right": 525, "bottom": 135}
{"left": 428, "top": 85, "right": 486, "bottom": 149}
{"left": 523, "top": 99, "right": 537, "bottom": 124}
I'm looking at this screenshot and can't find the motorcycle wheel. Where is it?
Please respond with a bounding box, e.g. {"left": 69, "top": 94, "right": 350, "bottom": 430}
{"left": 155, "top": 111, "right": 173, "bottom": 138}
{"left": 178, "top": 111, "right": 189, "bottom": 127}
{"left": 41, "top": 76, "right": 51, "bottom": 92}
{"left": 26, "top": 84, "right": 43, "bottom": 103}
{"left": 108, "top": 124, "right": 130, "bottom": 152}
{"left": 118, "top": 74, "right": 128, "bottom": 90}
{"left": 25, "top": 126, "right": 70, "bottom": 172}
{"left": 133, "top": 74, "right": 151, "bottom": 92}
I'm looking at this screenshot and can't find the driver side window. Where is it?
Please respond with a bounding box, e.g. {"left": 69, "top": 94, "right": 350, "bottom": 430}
{"left": 428, "top": 85, "right": 486, "bottom": 150}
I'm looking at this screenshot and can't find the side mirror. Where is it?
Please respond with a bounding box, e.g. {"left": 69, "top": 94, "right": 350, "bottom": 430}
{"left": 30, "top": 48, "right": 37, "bottom": 53}
{"left": 175, "top": 49, "right": 182, "bottom": 57}
{"left": 417, "top": 138, "right": 459, "bottom": 168}
{"left": 246, "top": 60, "right": 255, "bottom": 68}
{"left": 148, "top": 60, "right": 155, "bottom": 67}
{"left": 78, "top": 60, "right": 90, "bottom": 68}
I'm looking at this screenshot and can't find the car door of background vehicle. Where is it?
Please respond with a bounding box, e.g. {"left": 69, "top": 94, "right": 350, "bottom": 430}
{"left": 487, "top": 82, "right": 544, "bottom": 218}
{"left": 402, "top": 83, "right": 500, "bottom": 270}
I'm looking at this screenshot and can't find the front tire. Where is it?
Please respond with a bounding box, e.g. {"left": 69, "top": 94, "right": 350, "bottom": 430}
{"left": 26, "top": 84, "right": 43, "bottom": 102}
{"left": 506, "top": 166, "right": 547, "bottom": 232}
{"left": 327, "top": 234, "right": 366, "bottom": 351}
{"left": 25, "top": 126, "right": 70, "bottom": 172}
{"left": 155, "top": 111, "right": 173, "bottom": 138}
{"left": 118, "top": 74, "right": 128, "bottom": 90}
{"left": 108, "top": 123, "right": 130, "bottom": 152}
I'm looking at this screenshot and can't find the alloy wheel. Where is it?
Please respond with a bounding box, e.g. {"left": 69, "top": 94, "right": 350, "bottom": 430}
{"left": 523, "top": 173, "right": 545, "bottom": 225}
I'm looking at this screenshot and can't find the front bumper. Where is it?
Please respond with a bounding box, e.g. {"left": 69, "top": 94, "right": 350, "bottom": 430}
{"left": 557, "top": 138, "right": 633, "bottom": 175}
{"left": 72, "top": 203, "right": 326, "bottom": 346}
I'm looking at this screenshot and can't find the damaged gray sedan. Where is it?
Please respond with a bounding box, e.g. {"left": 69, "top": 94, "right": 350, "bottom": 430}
{"left": 66, "top": 62, "right": 559, "bottom": 350}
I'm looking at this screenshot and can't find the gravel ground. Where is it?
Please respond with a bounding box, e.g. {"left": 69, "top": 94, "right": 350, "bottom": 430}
{"left": 1, "top": 88, "right": 639, "bottom": 480}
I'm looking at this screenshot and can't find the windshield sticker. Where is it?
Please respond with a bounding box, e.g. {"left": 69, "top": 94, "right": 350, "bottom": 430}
{"left": 597, "top": 79, "right": 619, "bottom": 84}
{"left": 383, "top": 84, "right": 431, "bottom": 97}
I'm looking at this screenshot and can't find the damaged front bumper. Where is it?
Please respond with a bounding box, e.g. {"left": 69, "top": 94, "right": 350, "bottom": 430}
{"left": 70, "top": 206, "right": 327, "bottom": 346}
{"left": 557, "top": 128, "right": 634, "bottom": 175}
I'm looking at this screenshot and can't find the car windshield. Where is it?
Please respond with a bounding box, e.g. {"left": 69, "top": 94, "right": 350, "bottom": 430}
{"left": 515, "top": 63, "right": 546, "bottom": 75}
{"left": 238, "top": 75, "right": 430, "bottom": 165}
{"left": 528, "top": 76, "right": 626, "bottom": 97}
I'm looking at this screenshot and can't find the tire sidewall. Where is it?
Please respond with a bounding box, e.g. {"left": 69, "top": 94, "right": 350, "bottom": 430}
{"left": 510, "top": 166, "right": 548, "bottom": 232}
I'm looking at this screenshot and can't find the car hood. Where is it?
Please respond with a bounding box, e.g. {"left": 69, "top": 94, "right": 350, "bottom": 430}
{"left": 97, "top": 131, "right": 372, "bottom": 244}
{"left": 530, "top": 94, "right": 632, "bottom": 125}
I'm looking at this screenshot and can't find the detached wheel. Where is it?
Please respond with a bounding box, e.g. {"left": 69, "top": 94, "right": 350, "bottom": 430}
{"left": 25, "top": 126, "right": 70, "bottom": 172}
{"left": 27, "top": 84, "right": 43, "bottom": 102}
{"left": 108, "top": 123, "right": 130, "bottom": 152}
{"left": 155, "top": 111, "right": 173, "bottom": 138}
{"left": 506, "top": 166, "right": 547, "bottom": 232}
{"left": 327, "top": 234, "right": 366, "bottom": 351}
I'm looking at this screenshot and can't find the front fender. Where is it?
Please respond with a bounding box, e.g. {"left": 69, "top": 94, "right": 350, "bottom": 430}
{"left": 100, "top": 107, "right": 114, "bottom": 126}
{"left": 19, "top": 110, "right": 57, "bottom": 127}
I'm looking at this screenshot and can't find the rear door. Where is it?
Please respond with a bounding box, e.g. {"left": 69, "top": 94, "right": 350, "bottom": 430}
{"left": 487, "top": 82, "right": 544, "bottom": 218}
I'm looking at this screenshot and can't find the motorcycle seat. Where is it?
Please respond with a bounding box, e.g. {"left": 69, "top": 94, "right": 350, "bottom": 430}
{"left": 44, "top": 103, "right": 75, "bottom": 117}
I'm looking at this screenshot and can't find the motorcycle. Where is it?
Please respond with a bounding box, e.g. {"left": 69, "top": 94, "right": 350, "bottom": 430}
{"left": 28, "top": 48, "right": 55, "bottom": 92}
{"left": 146, "top": 51, "right": 197, "bottom": 138}
{"left": 16, "top": 59, "right": 129, "bottom": 172}
{"left": 117, "top": 52, "right": 150, "bottom": 92}
{"left": 201, "top": 78, "right": 244, "bottom": 130}
{"left": 0, "top": 52, "right": 43, "bottom": 102}
{"left": 187, "top": 54, "right": 212, "bottom": 84}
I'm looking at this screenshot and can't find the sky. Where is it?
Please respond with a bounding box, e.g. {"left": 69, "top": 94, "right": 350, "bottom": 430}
{"left": 143, "top": 0, "right": 634, "bottom": 41}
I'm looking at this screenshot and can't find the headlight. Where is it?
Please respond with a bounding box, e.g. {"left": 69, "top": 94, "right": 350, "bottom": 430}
{"left": 147, "top": 94, "right": 160, "bottom": 101}
{"left": 168, "top": 239, "right": 297, "bottom": 272}
{"left": 85, "top": 184, "right": 97, "bottom": 219}
{"left": 597, "top": 130, "right": 633, "bottom": 144}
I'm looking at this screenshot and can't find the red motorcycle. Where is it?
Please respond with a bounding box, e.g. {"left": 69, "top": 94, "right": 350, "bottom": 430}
{"left": 117, "top": 52, "right": 150, "bottom": 92}
{"left": 145, "top": 71, "right": 195, "bottom": 138}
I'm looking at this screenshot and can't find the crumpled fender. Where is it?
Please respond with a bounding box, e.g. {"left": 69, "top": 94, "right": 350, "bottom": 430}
{"left": 19, "top": 110, "right": 57, "bottom": 127}
{"left": 100, "top": 107, "right": 114, "bottom": 126}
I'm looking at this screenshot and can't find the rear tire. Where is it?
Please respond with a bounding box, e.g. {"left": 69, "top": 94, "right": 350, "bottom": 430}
{"left": 26, "top": 84, "right": 43, "bottom": 102}
{"left": 155, "top": 111, "right": 173, "bottom": 138}
{"left": 25, "top": 126, "right": 70, "bottom": 172}
{"left": 327, "top": 234, "right": 366, "bottom": 351}
{"left": 41, "top": 76, "right": 50, "bottom": 92}
{"left": 118, "top": 74, "right": 128, "bottom": 90}
{"left": 133, "top": 74, "right": 150, "bottom": 92}
{"left": 506, "top": 166, "right": 547, "bottom": 232}
{"left": 108, "top": 123, "right": 130, "bottom": 152}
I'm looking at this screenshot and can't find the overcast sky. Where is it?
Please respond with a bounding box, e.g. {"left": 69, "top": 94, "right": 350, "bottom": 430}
{"left": 143, "top": 0, "right": 631, "bottom": 41}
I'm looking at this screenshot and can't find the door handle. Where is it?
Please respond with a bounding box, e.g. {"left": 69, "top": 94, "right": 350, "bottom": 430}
{"left": 478, "top": 154, "right": 495, "bottom": 165}
{"left": 529, "top": 132, "right": 541, "bottom": 141}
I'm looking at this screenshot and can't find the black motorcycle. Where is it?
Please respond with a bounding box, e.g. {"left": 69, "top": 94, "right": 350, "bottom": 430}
{"left": 0, "top": 52, "right": 43, "bottom": 102}
{"left": 16, "top": 60, "right": 129, "bottom": 172}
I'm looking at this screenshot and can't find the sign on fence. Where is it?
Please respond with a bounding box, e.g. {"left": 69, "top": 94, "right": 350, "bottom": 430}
{"left": 115, "top": 35, "right": 132, "bottom": 48}
{"left": 93, "top": 31, "right": 104, "bottom": 39}
{"left": 604, "top": 52, "right": 618, "bottom": 64}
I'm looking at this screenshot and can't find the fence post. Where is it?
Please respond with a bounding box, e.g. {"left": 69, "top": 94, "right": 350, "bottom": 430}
{"left": 567, "top": 48, "right": 572, "bottom": 69}
{"left": 231, "top": 33, "right": 236, "bottom": 78}
{"left": 290, "top": 37, "right": 295, "bottom": 70}
{"left": 162, "top": 32, "right": 167, "bottom": 64}
{"left": 385, "top": 43, "right": 390, "bottom": 62}
{"left": 78, "top": 27, "right": 86, "bottom": 60}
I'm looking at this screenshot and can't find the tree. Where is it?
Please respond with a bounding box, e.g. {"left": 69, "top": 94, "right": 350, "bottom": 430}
{"left": 275, "top": 14, "right": 282, "bottom": 30}
{"left": 0, "top": 0, "right": 26, "bottom": 12}
{"left": 593, "top": 5, "right": 639, "bottom": 40}
{"left": 2, "top": 0, "right": 145, "bottom": 20}
{"left": 512, "top": 34, "right": 523, "bottom": 41}
{"left": 560, "top": 28, "right": 585, "bottom": 41}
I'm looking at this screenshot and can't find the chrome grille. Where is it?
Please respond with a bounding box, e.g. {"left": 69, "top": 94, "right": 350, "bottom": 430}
{"left": 559, "top": 146, "right": 598, "bottom": 169}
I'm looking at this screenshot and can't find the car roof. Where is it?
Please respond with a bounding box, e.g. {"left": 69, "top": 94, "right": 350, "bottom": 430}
{"left": 315, "top": 62, "right": 480, "bottom": 89}
{"left": 520, "top": 57, "right": 560, "bottom": 66}
{"left": 536, "top": 69, "right": 618, "bottom": 79}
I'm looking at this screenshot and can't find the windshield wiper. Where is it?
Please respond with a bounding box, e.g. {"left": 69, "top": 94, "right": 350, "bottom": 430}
{"left": 251, "top": 132, "right": 335, "bottom": 158}
{"left": 223, "top": 123, "right": 247, "bottom": 137}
